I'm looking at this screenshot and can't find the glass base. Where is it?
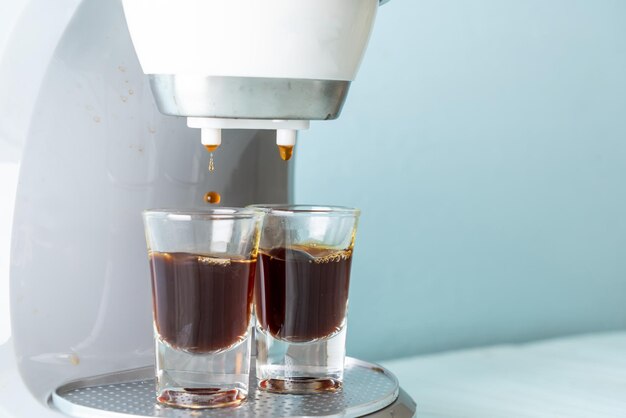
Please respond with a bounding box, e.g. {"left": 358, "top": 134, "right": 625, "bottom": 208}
{"left": 258, "top": 377, "right": 342, "bottom": 394}
{"left": 155, "top": 331, "right": 251, "bottom": 409}
{"left": 157, "top": 387, "right": 246, "bottom": 409}
{"left": 255, "top": 325, "right": 346, "bottom": 394}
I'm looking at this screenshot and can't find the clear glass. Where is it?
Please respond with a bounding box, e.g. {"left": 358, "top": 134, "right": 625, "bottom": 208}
{"left": 142, "top": 208, "right": 262, "bottom": 409}
{"left": 249, "top": 205, "right": 360, "bottom": 394}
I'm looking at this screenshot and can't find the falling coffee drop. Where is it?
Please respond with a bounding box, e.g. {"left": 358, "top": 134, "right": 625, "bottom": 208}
{"left": 204, "top": 145, "right": 219, "bottom": 173}
{"left": 278, "top": 145, "right": 294, "bottom": 161}
{"left": 204, "top": 191, "right": 221, "bottom": 204}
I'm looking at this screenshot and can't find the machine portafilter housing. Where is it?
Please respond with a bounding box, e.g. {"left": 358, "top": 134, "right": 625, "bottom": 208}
{"left": 122, "top": 0, "right": 389, "bottom": 150}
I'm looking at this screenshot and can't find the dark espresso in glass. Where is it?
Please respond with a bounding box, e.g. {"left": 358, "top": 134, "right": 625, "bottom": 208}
{"left": 149, "top": 252, "right": 256, "bottom": 353}
{"left": 255, "top": 246, "right": 352, "bottom": 342}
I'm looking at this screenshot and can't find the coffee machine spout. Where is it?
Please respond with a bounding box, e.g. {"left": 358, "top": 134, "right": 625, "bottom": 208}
{"left": 187, "top": 117, "right": 309, "bottom": 161}
{"left": 200, "top": 128, "right": 222, "bottom": 151}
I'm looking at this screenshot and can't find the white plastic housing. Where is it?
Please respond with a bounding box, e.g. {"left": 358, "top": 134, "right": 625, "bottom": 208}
{"left": 1, "top": 0, "right": 289, "bottom": 411}
{"left": 122, "top": 0, "right": 378, "bottom": 81}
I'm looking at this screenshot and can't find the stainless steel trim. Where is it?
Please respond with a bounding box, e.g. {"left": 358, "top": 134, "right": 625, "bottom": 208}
{"left": 365, "top": 388, "right": 417, "bottom": 418}
{"left": 149, "top": 75, "right": 351, "bottom": 120}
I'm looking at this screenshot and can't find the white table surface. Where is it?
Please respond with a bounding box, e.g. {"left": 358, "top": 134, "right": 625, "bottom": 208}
{"left": 381, "top": 332, "right": 626, "bottom": 418}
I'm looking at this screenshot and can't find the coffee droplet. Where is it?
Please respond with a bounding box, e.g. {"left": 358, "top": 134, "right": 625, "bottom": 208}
{"left": 204, "top": 191, "right": 221, "bottom": 204}
{"left": 208, "top": 153, "right": 215, "bottom": 172}
{"left": 278, "top": 145, "right": 294, "bottom": 161}
{"left": 204, "top": 145, "right": 219, "bottom": 172}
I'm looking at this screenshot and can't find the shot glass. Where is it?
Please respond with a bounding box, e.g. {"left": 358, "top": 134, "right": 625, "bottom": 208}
{"left": 250, "top": 205, "right": 360, "bottom": 394}
{"left": 142, "top": 208, "right": 262, "bottom": 409}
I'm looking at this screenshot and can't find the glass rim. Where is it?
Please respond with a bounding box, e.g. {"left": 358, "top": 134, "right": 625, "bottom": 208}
{"left": 247, "top": 204, "right": 360, "bottom": 217}
{"left": 143, "top": 207, "right": 262, "bottom": 220}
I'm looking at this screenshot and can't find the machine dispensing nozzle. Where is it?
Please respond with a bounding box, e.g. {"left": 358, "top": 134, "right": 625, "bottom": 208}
{"left": 187, "top": 117, "right": 310, "bottom": 162}
{"left": 201, "top": 128, "right": 222, "bottom": 152}
{"left": 276, "top": 129, "right": 296, "bottom": 161}
{"left": 200, "top": 128, "right": 221, "bottom": 172}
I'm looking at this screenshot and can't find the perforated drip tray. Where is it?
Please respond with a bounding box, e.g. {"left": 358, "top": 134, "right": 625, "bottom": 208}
{"left": 51, "top": 358, "right": 403, "bottom": 418}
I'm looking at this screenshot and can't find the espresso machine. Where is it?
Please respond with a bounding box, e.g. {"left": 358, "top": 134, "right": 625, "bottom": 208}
{"left": 0, "top": 0, "right": 416, "bottom": 416}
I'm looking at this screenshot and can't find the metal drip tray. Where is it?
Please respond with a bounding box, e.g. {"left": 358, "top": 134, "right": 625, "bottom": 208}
{"left": 51, "top": 358, "right": 404, "bottom": 418}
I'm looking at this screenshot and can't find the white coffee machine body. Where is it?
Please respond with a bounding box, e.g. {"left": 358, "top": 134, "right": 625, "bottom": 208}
{"left": 0, "top": 0, "right": 287, "bottom": 414}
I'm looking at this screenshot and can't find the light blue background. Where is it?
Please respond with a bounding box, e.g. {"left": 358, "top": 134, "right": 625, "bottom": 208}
{"left": 294, "top": 0, "right": 626, "bottom": 361}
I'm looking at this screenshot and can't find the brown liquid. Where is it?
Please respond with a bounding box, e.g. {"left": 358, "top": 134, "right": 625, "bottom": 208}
{"left": 203, "top": 145, "right": 219, "bottom": 173}
{"left": 204, "top": 191, "right": 221, "bottom": 204}
{"left": 255, "top": 246, "right": 352, "bottom": 342}
{"left": 208, "top": 153, "right": 215, "bottom": 172}
{"left": 278, "top": 145, "right": 294, "bottom": 161}
{"left": 149, "top": 252, "right": 255, "bottom": 353}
